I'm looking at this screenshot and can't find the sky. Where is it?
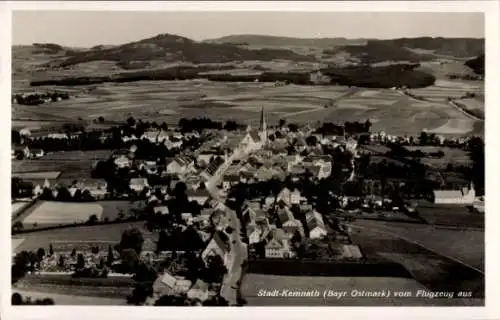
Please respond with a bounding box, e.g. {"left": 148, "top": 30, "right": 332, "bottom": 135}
{"left": 12, "top": 11, "right": 484, "bottom": 47}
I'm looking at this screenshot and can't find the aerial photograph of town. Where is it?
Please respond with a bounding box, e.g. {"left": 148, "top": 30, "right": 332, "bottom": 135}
{"left": 10, "top": 10, "right": 485, "bottom": 307}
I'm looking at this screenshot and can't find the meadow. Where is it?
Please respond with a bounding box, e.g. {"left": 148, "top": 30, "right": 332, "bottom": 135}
{"left": 22, "top": 201, "right": 104, "bottom": 226}
{"left": 12, "top": 79, "right": 484, "bottom": 137}
{"left": 12, "top": 221, "right": 156, "bottom": 254}
{"left": 352, "top": 219, "right": 484, "bottom": 271}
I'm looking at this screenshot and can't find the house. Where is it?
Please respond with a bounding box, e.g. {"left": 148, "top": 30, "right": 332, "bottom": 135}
{"left": 152, "top": 272, "right": 193, "bottom": 297}
{"left": 181, "top": 212, "right": 193, "bottom": 223}
{"left": 202, "top": 156, "right": 226, "bottom": 180}
{"left": 187, "top": 280, "right": 210, "bottom": 301}
{"left": 187, "top": 189, "right": 211, "bottom": 206}
{"left": 305, "top": 211, "right": 328, "bottom": 239}
{"left": 47, "top": 133, "right": 68, "bottom": 139}
{"left": 114, "top": 155, "right": 131, "bottom": 168}
{"left": 276, "top": 188, "right": 293, "bottom": 207}
{"left": 433, "top": 182, "right": 476, "bottom": 205}
{"left": 197, "top": 153, "right": 215, "bottom": 167}
{"left": 30, "top": 148, "right": 45, "bottom": 159}
{"left": 222, "top": 174, "right": 240, "bottom": 190}
{"left": 153, "top": 206, "right": 170, "bottom": 215}
{"left": 264, "top": 229, "right": 294, "bottom": 259}
{"left": 12, "top": 145, "right": 31, "bottom": 159}
{"left": 277, "top": 204, "right": 304, "bottom": 236}
{"left": 247, "top": 222, "right": 265, "bottom": 245}
{"left": 210, "top": 209, "right": 229, "bottom": 230}
{"left": 141, "top": 130, "right": 159, "bottom": 143}
{"left": 201, "top": 231, "right": 230, "bottom": 267}
{"left": 166, "top": 156, "right": 192, "bottom": 174}
{"left": 129, "top": 178, "right": 149, "bottom": 193}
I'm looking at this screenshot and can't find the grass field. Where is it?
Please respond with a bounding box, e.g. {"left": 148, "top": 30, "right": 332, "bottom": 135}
{"left": 349, "top": 225, "right": 484, "bottom": 297}
{"left": 12, "top": 221, "right": 156, "bottom": 254}
{"left": 241, "top": 273, "right": 481, "bottom": 306}
{"left": 352, "top": 219, "right": 484, "bottom": 271}
{"left": 404, "top": 146, "right": 471, "bottom": 169}
{"left": 12, "top": 79, "right": 484, "bottom": 137}
{"left": 12, "top": 159, "right": 95, "bottom": 184}
{"left": 22, "top": 201, "right": 104, "bottom": 226}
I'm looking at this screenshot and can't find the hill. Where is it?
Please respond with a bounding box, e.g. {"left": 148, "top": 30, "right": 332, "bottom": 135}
{"left": 384, "top": 37, "right": 484, "bottom": 58}
{"left": 44, "top": 33, "right": 316, "bottom": 68}
{"left": 204, "top": 34, "right": 367, "bottom": 48}
{"left": 336, "top": 40, "right": 435, "bottom": 64}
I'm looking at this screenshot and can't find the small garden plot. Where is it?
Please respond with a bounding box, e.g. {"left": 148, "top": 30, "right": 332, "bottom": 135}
{"left": 22, "top": 201, "right": 104, "bottom": 226}
{"left": 12, "top": 170, "right": 61, "bottom": 179}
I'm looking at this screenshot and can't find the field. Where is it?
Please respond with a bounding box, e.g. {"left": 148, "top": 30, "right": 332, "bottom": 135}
{"left": 12, "top": 221, "right": 156, "bottom": 254}
{"left": 349, "top": 225, "right": 483, "bottom": 297}
{"left": 22, "top": 201, "right": 104, "bottom": 226}
{"left": 241, "top": 273, "right": 480, "bottom": 306}
{"left": 352, "top": 219, "right": 484, "bottom": 271}
{"left": 12, "top": 150, "right": 112, "bottom": 184}
{"left": 12, "top": 79, "right": 484, "bottom": 137}
{"left": 404, "top": 146, "right": 472, "bottom": 169}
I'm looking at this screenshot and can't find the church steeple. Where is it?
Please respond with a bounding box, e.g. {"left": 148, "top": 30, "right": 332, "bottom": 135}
{"left": 259, "top": 106, "right": 267, "bottom": 144}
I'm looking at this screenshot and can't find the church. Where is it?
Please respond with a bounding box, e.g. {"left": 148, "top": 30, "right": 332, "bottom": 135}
{"left": 240, "top": 106, "right": 268, "bottom": 152}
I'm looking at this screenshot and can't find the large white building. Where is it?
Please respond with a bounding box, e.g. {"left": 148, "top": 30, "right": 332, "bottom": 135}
{"left": 433, "top": 182, "right": 476, "bottom": 205}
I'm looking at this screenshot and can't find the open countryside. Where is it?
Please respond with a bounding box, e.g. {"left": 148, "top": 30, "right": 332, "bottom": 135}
{"left": 11, "top": 11, "right": 485, "bottom": 308}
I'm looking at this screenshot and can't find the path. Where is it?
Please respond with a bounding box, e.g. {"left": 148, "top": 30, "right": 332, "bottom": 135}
{"left": 204, "top": 149, "right": 249, "bottom": 305}
{"left": 282, "top": 87, "right": 359, "bottom": 118}
{"left": 397, "top": 89, "right": 483, "bottom": 122}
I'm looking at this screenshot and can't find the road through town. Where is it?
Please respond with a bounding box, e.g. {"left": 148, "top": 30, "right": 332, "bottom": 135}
{"left": 205, "top": 150, "right": 249, "bottom": 305}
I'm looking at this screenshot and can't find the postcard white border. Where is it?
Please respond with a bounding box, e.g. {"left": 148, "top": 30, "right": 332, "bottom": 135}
{"left": 1, "top": 1, "right": 499, "bottom": 320}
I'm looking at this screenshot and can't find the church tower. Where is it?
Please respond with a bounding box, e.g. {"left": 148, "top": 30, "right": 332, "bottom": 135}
{"left": 259, "top": 106, "right": 267, "bottom": 144}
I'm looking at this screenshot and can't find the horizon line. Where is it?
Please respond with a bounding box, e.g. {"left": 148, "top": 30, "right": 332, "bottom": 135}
{"left": 11, "top": 33, "right": 486, "bottom": 48}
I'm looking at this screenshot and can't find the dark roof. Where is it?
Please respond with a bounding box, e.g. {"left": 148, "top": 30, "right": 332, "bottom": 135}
{"left": 249, "top": 130, "right": 261, "bottom": 142}
{"left": 206, "top": 157, "right": 225, "bottom": 176}
{"left": 223, "top": 174, "right": 240, "bottom": 182}
{"left": 187, "top": 188, "right": 211, "bottom": 198}
{"left": 213, "top": 230, "right": 230, "bottom": 253}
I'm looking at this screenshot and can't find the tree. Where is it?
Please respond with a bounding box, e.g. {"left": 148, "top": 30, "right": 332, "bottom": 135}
{"left": 120, "top": 248, "right": 139, "bottom": 273}
{"left": 127, "top": 116, "right": 136, "bottom": 127}
{"left": 98, "top": 116, "right": 105, "bottom": 123}
{"left": 12, "top": 293, "right": 23, "bottom": 305}
{"left": 91, "top": 246, "right": 99, "bottom": 255}
{"left": 279, "top": 119, "right": 286, "bottom": 128}
{"left": 87, "top": 214, "right": 99, "bottom": 225}
{"left": 49, "top": 244, "right": 54, "bottom": 256}
{"left": 203, "top": 255, "right": 227, "bottom": 283}
{"left": 107, "top": 245, "right": 114, "bottom": 266}
{"left": 76, "top": 253, "right": 85, "bottom": 269}
{"left": 71, "top": 248, "right": 77, "bottom": 258}
{"left": 12, "top": 221, "right": 24, "bottom": 232}
{"left": 203, "top": 294, "right": 229, "bottom": 306}
{"left": 56, "top": 186, "right": 72, "bottom": 202}
{"left": 119, "top": 228, "right": 144, "bottom": 255}
{"left": 36, "top": 248, "right": 46, "bottom": 261}
{"left": 40, "top": 188, "right": 54, "bottom": 201}
{"left": 58, "top": 255, "right": 65, "bottom": 268}
{"left": 127, "top": 283, "right": 153, "bottom": 305}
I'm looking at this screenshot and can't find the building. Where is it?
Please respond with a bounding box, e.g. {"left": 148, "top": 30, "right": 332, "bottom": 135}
{"left": 433, "top": 182, "right": 476, "bottom": 205}
{"left": 305, "top": 211, "right": 328, "bottom": 239}
{"left": 166, "top": 156, "right": 192, "bottom": 174}
{"left": 264, "top": 229, "right": 294, "bottom": 259}
{"left": 277, "top": 204, "right": 304, "bottom": 236}
{"left": 152, "top": 272, "right": 193, "bottom": 297}
{"left": 186, "top": 188, "right": 211, "bottom": 206}
{"left": 187, "top": 280, "right": 210, "bottom": 301}
{"left": 129, "top": 178, "right": 149, "bottom": 193}
{"left": 201, "top": 231, "right": 230, "bottom": 268}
